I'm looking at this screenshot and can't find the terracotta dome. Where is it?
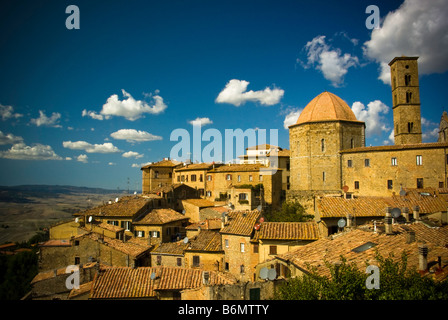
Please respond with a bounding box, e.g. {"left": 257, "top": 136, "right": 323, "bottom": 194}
{"left": 295, "top": 92, "right": 358, "bottom": 125}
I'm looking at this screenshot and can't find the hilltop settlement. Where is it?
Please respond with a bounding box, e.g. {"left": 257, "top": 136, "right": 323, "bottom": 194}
{"left": 29, "top": 57, "right": 448, "bottom": 300}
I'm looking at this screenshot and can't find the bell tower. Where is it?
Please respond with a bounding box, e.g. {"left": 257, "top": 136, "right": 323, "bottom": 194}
{"left": 389, "top": 56, "right": 422, "bottom": 145}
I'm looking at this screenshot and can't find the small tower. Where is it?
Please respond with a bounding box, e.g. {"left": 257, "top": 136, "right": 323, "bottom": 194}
{"left": 389, "top": 56, "right": 422, "bottom": 145}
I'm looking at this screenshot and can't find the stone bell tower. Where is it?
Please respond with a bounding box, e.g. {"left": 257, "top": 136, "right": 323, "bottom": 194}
{"left": 389, "top": 56, "right": 422, "bottom": 145}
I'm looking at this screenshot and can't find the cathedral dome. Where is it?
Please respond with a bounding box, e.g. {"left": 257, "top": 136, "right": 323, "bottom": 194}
{"left": 295, "top": 91, "right": 358, "bottom": 125}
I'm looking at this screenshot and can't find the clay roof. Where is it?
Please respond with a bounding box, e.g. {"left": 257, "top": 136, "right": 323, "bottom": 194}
{"left": 275, "top": 223, "right": 448, "bottom": 281}
{"left": 294, "top": 92, "right": 361, "bottom": 126}
{"left": 76, "top": 196, "right": 150, "bottom": 218}
{"left": 174, "top": 163, "right": 216, "bottom": 172}
{"left": 258, "top": 222, "right": 320, "bottom": 241}
{"left": 90, "top": 266, "right": 236, "bottom": 299}
{"left": 152, "top": 241, "right": 187, "bottom": 255}
{"left": 318, "top": 189, "right": 447, "bottom": 218}
{"left": 186, "top": 230, "right": 222, "bottom": 252}
{"left": 208, "top": 163, "right": 265, "bottom": 173}
{"left": 182, "top": 198, "right": 215, "bottom": 208}
{"left": 133, "top": 208, "right": 188, "bottom": 225}
{"left": 68, "top": 281, "right": 93, "bottom": 299}
{"left": 220, "top": 210, "right": 261, "bottom": 236}
{"left": 141, "top": 159, "right": 182, "bottom": 169}
{"left": 340, "top": 142, "right": 448, "bottom": 153}
{"left": 31, "top": 262, "right": 98, "bottom": 284}
{"left": 185, "top": 218, "right": 223, "bottom": 230}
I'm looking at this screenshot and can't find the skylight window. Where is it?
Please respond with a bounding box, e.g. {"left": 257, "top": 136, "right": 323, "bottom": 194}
{"left": 351, "top": 241, "right": 377, "bottom": 253}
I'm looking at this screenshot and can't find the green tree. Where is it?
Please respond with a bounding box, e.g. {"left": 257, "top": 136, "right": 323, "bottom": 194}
{"left": 265, "top": 201, "right": 314, "bottom": 222}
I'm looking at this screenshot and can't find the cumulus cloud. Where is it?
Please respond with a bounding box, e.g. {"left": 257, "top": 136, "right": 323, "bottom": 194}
{"left": 299, "top": 35, "right": 359, "bottom": 87}
{"left": 62, "top": 141, "right": 121, "bottom": 153}
{"left": 421, "top": 117, "right": 439, "bottom": 142}
{"left": 215, "top": 79, "right": 284, "bottom": 107}
{"left": 30, "top": 110, "right": 62, "bottom": 128}
{"left": 82, "top": 89, "right": 167, "bottom": 121}
{"left": 283, "top": 108, "right": 303, "bottom": 129}
{"left": 351, "top": 100, "right": 390, "bottom": 137}
{"left": 132, "top": 162, "right": 152, "bottom": 168}
{"left": 77, "top": 154, "right": 88, "bottom": 163}
{"left": 0, "top": 131, "right": 23, "bottom": 145}
{"left": 363, "top": 0, "right": 448, "bottom": 84}
{"left": 188, "top": 117, "right": 213, "bottom": 127}
{"left": 0, "top": 143, "right": 63, "bottom": 160}
{"left": 122, "top": 151, "right": 144, "bottom": 159}
{"left": 110, "top": 129, "right": 162, "bottom": 143}
{"left": 0, "top": 104, "right": 23, "bottom": 121}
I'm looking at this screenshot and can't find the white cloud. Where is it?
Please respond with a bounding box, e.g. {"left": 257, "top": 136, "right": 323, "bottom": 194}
{"left": 122, "top": 151, "right": 144, "bottom": 159}
{"left": 283, "top": 108, "right": 303, "bottom": 129}
{"left": 421, "top": 117, "right": 439, "bottom": 142}
{"left": 30, "top": 110, "right": 62, "bottom": 128}
{"left": 77, "top": 154, "right": 88, "bottom": 163}
{"left": 0, "top": 143, "right": 63, "bottom": 160}
{"left": 188, "top": 117, "right": 213, "bottom": 127}
{"left": 363, "top": 0, "right": 448, "bottom": 84}
{"left": 132, "top": 162, "right": 152, "bottom": 168}
{"left": 299, "top": 35, "right": 359, "bottom": 87}
{"left": 62, "top": 141, "right": 121, "bottom": 153}
{"left": 108, "top": 162, "right": 116, "bottom": 166}
{"left": 82, "top": 89, "right": 167, "bottom": 121}
{"left": 0, "top": 104, "right": 23, "bottom": 121}
{"left": 215, "top": 79, "right": 284, "bottom": 107}
{"left": 0, "top": 131, "right": 23, "bottom": 145}
{"left": 351, "top": 100, "right": 390, "bottom": 137}
{"left": 110, "top": 129, "right": 163, "bottom": 143}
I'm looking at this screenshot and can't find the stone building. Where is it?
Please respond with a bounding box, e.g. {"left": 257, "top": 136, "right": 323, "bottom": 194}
{"left": 288, "top": 56, "right": 448, "bottom": 212}
{"left": 141, "top": 158, "right": 182, "bottom": 193}
{"left": 173, "top": 163, "right": 221, "bottom": 197}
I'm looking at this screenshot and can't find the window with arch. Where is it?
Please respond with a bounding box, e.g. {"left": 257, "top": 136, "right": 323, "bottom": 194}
{"left": 408, "top": 122, "right": 414, "bottom": 133}
{"left": 406, "top": 91, "right": 413, "bottom": 103}
{"left": 350, "top": 138, "right": 354, "bottom": 148}
{"left": 321, "top": 139, "right": 325, "bottom": 152}
{"left": 404, "top": 74, "right": 411, "bottom": 86}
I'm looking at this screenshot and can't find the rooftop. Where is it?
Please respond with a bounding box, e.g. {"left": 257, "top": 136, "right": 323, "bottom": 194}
{"left": 186, "top": 230, "right": 222, "bottom": 252}
{"left": 258, "top": 222, "right": 320, "bottom": 241}
{"left": 182, "top": 198, "right": 215, "bottom": 208}
{"left": 340, "top": 142, "right": 448, "bottom": 153}
{"left": 141, "top": 159, "right": 182, "bottom": 169}
{"left": 220, "top": 210, "right": 261, "bottom": 236}
{"left": 207, "top": 163, "right": 265, "bottom": 173}
{"left": 293, "top": 92, "right": 362, "bottom": 126}
{"left": 75, "top": 196, "right": 150, "bottom": 218}
{"left": 133, "top": 208, "right": 188, "bottom": 225}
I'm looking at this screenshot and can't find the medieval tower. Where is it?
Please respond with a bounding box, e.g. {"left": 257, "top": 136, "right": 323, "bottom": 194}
{"left": 389, "top": 56, "right": 422, "bottom": 145}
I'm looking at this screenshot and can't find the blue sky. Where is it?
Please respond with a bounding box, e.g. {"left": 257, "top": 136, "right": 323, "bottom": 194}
{"left": 0, "top": 0, "right": 447, "bottom": 190}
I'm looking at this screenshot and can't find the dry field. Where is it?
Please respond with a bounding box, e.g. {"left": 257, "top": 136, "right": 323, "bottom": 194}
{"left": 0, "top": 189, "right": 123, "bottom": 244}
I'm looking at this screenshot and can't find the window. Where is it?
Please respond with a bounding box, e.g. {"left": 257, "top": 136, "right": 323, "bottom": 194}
{"left": 364, "top": 159, "right": 370, "bottom": 167}
{"left": 191, "top": 174, "right": 197, "bottom": 182}
{"left": 157, "top": 255, "right": 162, "bottom": 265}
{"left": 154, "top": 171, "right": 159, "bottom": 178}
{"left": 177, "top": 257, "right": 182, "bottom": 267}
{"left": 240, "top": 243, "right": 245, "bottom": 252}
{"left": 240, "top": 265, "right": 245, "bottom": 274}
{"left": 439, "top": 182, "right": 444, "bottom": 188}
{"left": 206, "top": 191, "right": 212, "bottom": 197}
{"left": 406, "top": 92, "right": 412, "bottom": 103}
{"left": 237, "top": 175, "right": 241, "bottom": 182}
{"left": 417, "top": 178, "right": 424, "bottom": 189}
{"left": 121, "top": 221, "right": 131, "bottom": 231}
{"left": 350, "top": 138, "right": 354, "bottom": 148}
{"left": 74, "top": 240, "right": 80, "bottom": 246}
{"left": 226, "top": 174, "right": 232, "bottom": 181}
{"left": 169, "top": 172, "right": 172, "bottom": 178}
{"left": 177, "top": 176, "right": 180, "bottom": 182}
{"left": 387, "top": 180, "right": 393, "bottom": 190}
{"left": 408, "top": 122, "right": 414, "bottom": 133}
{"left": 354, "top": 181, "right": 360, "bottom": 189}
{"left": 207, "top": 175, "right": 212, "bottom": 181}
{"left": 181, "top": 175, "right": 185, "bottom": 182}
{"left": 286, "top": 162, "right": 290, "bottom": 171}
{"left": 321, "top": 139, "right": 325, "bottom": 152}
{"left": 347, "top": 160, "right": 353, "bottom": 168}
{"left": 239, "top": 193, "right": 247, "bottom": 201}
{"left": 74, "top": 257, "right": 80, "bottom": 265}
{"left": 193, "top": 255, "right": 200, "bottom": 267}
{"left": 352, "top": 242, "right": 377, "bottom": 253}
{"left": 259, "top": 175, "right": 263, "bottom": 182}
{"left": 253, "top": 243, "right": 259, "bottom": 253}
{"left": 136, "top": 230, "right": 145, "bottom": 237}
{"left": 225, "top": 239, "right": 229, "bottom": 248}
{"left": 152, "top": 231, "right": 160, "bottom": 238}
{"left": 416, "top": 155, "right": 422, "bottom": 166}
{"left": 249, "top": 175, "right": 253, "bottom": 182}
{"left": 269, "top": 246, "right": 277, "bottom": 255}
{"left": 225, "top": 262, "right": 229, "bottom": 271}
{"left": 200, "top": 174, "right": 203, "bottom": 182}
{"left": 391, "top": 157, "right": 397, "bottom": 166}
{"left": 322, "top": 171, "right": 326, "bottom": 182}
{"left": 405, "top": 74, "right": 411, "bottom": 86}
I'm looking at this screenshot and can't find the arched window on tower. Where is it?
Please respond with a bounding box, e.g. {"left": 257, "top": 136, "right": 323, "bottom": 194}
{"left": 321, "top": 139, "right": 325, "bottom": 152}
{"left": 406, "top": 92, "right": 413, "bottom": 103}
{"left": 404, "top": 74, "right": 411, "bottom": 86}
{"left": 408, "top": 122, "right": 414, "bottom": 133}
{"left": 350, "top": 138, "right": 354, "bottom": 149}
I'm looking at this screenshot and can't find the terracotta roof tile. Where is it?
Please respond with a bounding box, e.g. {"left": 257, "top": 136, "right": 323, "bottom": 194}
{"left": 208, "top": 164, "right": 265, "bottom": 173}
{"left": 183, "top": 198, "right": 215, "bottom": 207}
{"left": 76, "top": 196, "right": 150, "bottom": 218}
{"left": 186, "top": 230, "right": 222, "bottom": 252}
{"left": 258, "top": 222, "right": 320, "bottom": 240}
{"left": 220, "top": 210, "right": 261, "bottom": 236}
{"left": 340, "top": 142, "right": 448, "bottom": 153}
{"left": 133, "top": 208, "right": 188, "bottom": 225}
{"left": 152, "top": 241, "right": 188, "bottom": 255}
{"left": 141, "top": 159, "right": 182, "bottom": 169}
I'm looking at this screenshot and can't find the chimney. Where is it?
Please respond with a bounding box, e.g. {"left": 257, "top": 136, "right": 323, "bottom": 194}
{"left": 413, "top": 205, "right": 420, "bottom": 221}
{"left": 346, "top": 213, "right": 353, "bottom": 227}
{"left": 406, "top": 231, "right": 415, "bottom": 243}
{"left": 402, "top": 207, "right": 410, "bottom": 222}
{"left": 385, "top": 207, "right": 393, "bottom": 235}
{"left": 418, "top": 243, "right": 428, "bottom": 272}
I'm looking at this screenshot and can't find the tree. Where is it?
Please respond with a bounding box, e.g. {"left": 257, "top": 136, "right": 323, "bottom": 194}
{"left": 265, "top": 201, "right": 314, "bottom": 222}
{"left": 274, "top": 251, "right": 448, "bottom": 300}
